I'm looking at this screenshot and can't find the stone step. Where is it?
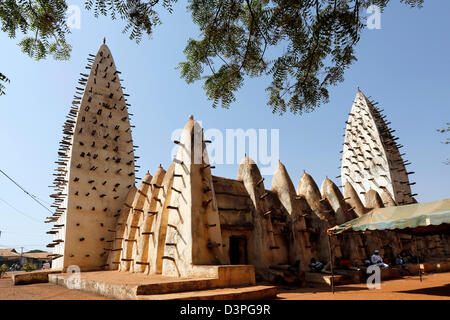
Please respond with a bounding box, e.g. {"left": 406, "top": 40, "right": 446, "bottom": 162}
{"left": 49, "top": 265, "right": 262, "bottom": 299}
{"left": 136, "top": 278, "right": 230, "bottom": 295}
{"left": 137, "top": 265, "right": 256, "bottom": 295}
{"left": 137, "top": 285, "right": 278, "bottom": 300}
{"left": 380, "top": 268, "right": 401, "bottom": 280}
{"left": 12, "top": 270, "right": 62, "bottom": 285}
{"left": 333, "top": 269, "right": 365, "bottom": 283}
{"left": 407, "top": 262, "right": 450, "bottom": 274}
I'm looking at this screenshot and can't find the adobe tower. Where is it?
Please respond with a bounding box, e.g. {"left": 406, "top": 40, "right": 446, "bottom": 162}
{"left": 46, "top": 42, "right": 136, "bottom": 271}
{"left": 341, "top": 89, "right": 416, "bottom": 207}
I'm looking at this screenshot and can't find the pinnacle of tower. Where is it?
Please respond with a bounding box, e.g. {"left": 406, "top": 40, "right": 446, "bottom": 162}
{"left": 364, "top": 189, "right": 384, "bottom": 209}
{"left": 321, "top": 177, "right": 355, "bottom": 224}
{"left": 154, "top": 164, "right": 166, "bottom": 177}
{"left": 343, "top": 181, "right": 367, "bottom": 217}
{"left": 340, "top": 89, "right": 415, "bottom": 207}
{"left": 162, "top": 117, "right": 226, "bottom": 272}
{"left": 298, "top": 171, "right": 335, "bottom": 222}
{"left": 271, "top": 161, "right": 297, "bottom": 204}
{"left": 142, "top": 171, "right": 152, "bottom": 184}
{"left": 237, "top": 156, "right": 261, "bottom": 183}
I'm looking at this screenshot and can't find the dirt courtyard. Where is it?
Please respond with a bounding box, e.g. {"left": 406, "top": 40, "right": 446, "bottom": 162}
{"left": 0, "top": 272, "right": 449, "bottom": 300}
{"left": 278, "top": 272, "right": 450, "bottom": 300}
{"left": 0, "top": 274, "right": 108, "bottom": 300}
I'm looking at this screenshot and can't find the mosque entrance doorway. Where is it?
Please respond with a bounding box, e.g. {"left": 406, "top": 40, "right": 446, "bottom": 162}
{"left": 229, "top": 236, "right": 247, "bottom": 265}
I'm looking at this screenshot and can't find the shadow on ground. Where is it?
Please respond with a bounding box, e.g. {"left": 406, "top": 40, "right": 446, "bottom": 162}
{"left": 397, "top": 283, "right": 450, "bottom": 297}
{"left": 276, "top": 285, "right": 368, "bottom": 299}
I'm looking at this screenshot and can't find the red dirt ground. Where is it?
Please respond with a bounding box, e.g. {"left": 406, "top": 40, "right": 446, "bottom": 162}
{"left": 0, "top": 274, "right": 108, "bottom": 300}
{"left": 277, "top": 273, "right": 450, "bottom": 300}
{"left": 0, "top": 272, "right": 449, "bottom": 300}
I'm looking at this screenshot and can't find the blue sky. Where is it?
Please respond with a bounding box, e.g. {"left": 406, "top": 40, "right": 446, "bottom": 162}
{"left": 0, "top": 1, "right": 449, "bottom": 252}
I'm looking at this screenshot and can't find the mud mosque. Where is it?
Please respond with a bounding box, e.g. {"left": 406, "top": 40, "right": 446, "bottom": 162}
{"left": 45, "top": 42, "right": 450, "bottom": 285}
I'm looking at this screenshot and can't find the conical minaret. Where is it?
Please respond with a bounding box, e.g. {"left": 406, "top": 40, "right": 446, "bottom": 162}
{"left": 340, "top": 90, "right": 416, "bottom": 206}
{"left": 162, "top": 116, "right": 226, "bottom": 277}
{"left": 47, "top": 42, "right": 136, "bottom": 271}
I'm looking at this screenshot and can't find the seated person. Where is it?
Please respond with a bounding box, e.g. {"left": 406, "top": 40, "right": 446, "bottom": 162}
{"left": 310, "top": 258, "right": 324, "bottom": 272}
{"left": 395, "top": 254, "right": 412, "bottom": 275}
{"left": 287, "top": 260, "right": 300, "bottom": 274}
{"left": 371, "top": 250, "right": 389, "bottom": 268}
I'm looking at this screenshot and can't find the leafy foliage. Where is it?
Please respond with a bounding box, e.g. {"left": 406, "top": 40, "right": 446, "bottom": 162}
{"left": 0, "top": 0, "right": 425, "bottom": 116}
{"left": 179, "top": 0, "right": 424, "bottom": 114}
{"left": 85, "top": 0, "right": 177, "bottom": 43}
{"left": 0, "top": 264, "right": 7, "bottom": 278}
{"left": 437, "top": 123, "right": 449, "bottom": 164}
{"left": 437, "top": 123, "right": 450, "bottom": 145}
{"left": 22, "top": 262, "right": 37, "bottom": 272}
{"left": 0, "top": 72, "right": 9, "bottom": 96}
{"left": 0, "top": 1, "right": 177, "bottom": 94}
{"left": 0, "top": 0, "right": 71, "bottom": 95}
{"left": 0, "top": 0, "right": 71, "bottom": 60}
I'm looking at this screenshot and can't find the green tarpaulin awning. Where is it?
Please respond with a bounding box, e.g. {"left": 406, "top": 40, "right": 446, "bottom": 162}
{"left": 328, "top": 198, "right": 450, "bottom": 236}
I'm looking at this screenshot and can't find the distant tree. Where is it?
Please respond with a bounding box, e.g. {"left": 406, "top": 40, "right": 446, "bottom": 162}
{"left": 1, "top": 0, "right": 425, "bottom": 116}
{"left": 25, "top": 249, "right": 45, "bottom": 253}
{"left": 0, "top": 264, "right": 7, "bottom": 278}
{"left": 22, "top": 262, "right": 37, "bottom": 272}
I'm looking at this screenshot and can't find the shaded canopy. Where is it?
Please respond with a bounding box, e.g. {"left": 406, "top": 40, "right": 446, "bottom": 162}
{"left": 328, "top": 199, "right": 450, "bottom": 236}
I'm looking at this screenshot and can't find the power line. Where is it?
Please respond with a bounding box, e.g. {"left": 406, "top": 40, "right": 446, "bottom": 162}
{"left": 0, "top": 169, "right": 52, "bottom": 213}
{"left": 35, "top": 196, "right": 52, "bottom": 207}
{"left": 0, "top": 229, "right": 46, "bottom": 235}
{"left": 0, "top": 197, "right": 44, "bottom": 224}
{"left": 0, "top": 244, "right": 48, "bottom": 248}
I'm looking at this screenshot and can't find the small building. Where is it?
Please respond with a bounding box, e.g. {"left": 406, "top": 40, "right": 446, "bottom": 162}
{"left": 0, "top": 248, "right": 21, "bottom": 267}
{"left": 21, "top": 252, "right": 52, "bottom": 269}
